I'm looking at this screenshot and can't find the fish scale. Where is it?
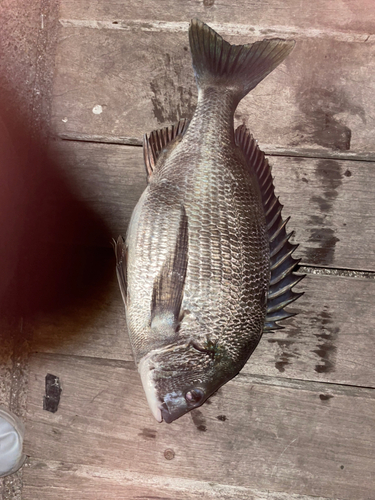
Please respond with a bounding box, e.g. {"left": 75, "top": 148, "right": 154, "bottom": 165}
{"left": 115, "top": 19, "right": 302, "bottom": 423}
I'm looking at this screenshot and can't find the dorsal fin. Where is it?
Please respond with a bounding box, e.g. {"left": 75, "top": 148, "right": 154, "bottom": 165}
{"left": 235, "top": 125, "right": 305, "bottom": 331}
{"left": 143, "top": 118, "right": 189, "bottom": 182}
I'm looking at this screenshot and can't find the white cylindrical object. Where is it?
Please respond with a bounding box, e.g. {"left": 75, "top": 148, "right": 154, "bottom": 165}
{"left": 0, "top": 407, "right": 26, "bottom": 477}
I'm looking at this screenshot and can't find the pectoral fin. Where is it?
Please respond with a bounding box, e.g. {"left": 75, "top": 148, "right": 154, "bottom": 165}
{"left": 114, "top": 236, "right": 128, "bottom": 306}
{"left": 151, "top": 206, "right": 188, "bottom": 332}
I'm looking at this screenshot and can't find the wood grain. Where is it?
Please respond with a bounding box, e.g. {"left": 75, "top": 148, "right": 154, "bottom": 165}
{"left": 24, "top": 352, "right": 375, "bottom": 500}
{"left": 0, "top": 319, "right": 16, "bottom": 407}
{"left": 30, "top": 272, "right": 375, "bottom": 388}
{"left": 58, "top": 0, "right": 375, "bottom": 35}
{"left": 51, "top": 27, "right": 375, "bottom": 156}
{"left": 51, "top": 140, "right": 375, "bottom": 271}
{"left": 21, "top": 458, "right": 346, "bottom": 500}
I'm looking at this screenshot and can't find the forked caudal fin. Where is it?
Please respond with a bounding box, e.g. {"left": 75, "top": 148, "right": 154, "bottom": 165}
{"left": 189, "top": 19, "right": 295, "bottom": 100}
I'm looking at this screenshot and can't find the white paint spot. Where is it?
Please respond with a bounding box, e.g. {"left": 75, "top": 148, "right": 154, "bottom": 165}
{"left": 92, "top": 105, "right": 103, "bottom": 115}
{"left": 62, "top": 117, "right": 68, "bottom": 123}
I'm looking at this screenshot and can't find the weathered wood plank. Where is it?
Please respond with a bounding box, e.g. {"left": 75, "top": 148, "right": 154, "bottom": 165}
{"left": 0, "top": 319, "right": 16, "bottom": 407}
{"left": 51, "top": 141, "right": 375, "bottom": 271}
{"left": 59, "top": 0, "right": 375, "bottom": 35}
{"left": 21, "top": 459, "right": 344, "bottom": 500}
{"left": 51, "top": 27, "right": 375, "bottom": 156}
{"left": 25, "top": 352, "right": 375, "bottom": 500}
{"left": 30, "top": 272, "right": 375, "bottom": 388}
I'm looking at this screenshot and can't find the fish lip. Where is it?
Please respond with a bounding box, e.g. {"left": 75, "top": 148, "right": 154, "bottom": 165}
{"left": 160, "top": 405, "right": 187, "bottom": 424}
{"left": 161, "top": 391, "right": 191, "bottom": 423}
{"left": 137, "top": 354, "right": 162, "bottom": 423}
{"left": 160, "top": 405, "right": 175, "bottom": 424}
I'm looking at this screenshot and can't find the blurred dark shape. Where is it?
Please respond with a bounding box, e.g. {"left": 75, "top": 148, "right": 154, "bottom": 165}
{"left": 43, "top": 374, "right": 62, "bottom": 413}
{"left": 0, "top": 110, "right": 114, "bottom": 317}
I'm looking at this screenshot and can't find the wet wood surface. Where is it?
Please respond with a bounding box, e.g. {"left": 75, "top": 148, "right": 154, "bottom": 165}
{"left": 2, "top": 1, "right": 375, "bottom": 499}
{"left": 29, "top": 273, "right": 375, "bottom": 389}
{"left": 59, "top": 0, "right": 375, "bottom": 33}
{"left": 22, "top": 458, "right": 344, "bottom": 500}
{"left": 51, "top": 26, "right": 375, "bottom": 158}
{"left": 24, "top": 353, "right": 375, "bottom": 500}
{"left": 50, "top": 141, "right": 375, "bottom": 270}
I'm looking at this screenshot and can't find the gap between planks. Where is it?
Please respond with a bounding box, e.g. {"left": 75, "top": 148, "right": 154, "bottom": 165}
{"left": 300, "top": 266, "right": 375, "bottom": 280}
{"left": 58, "top": 19, "right": 375, "bottom": 44}
{"left": 58, "top": 133, "right": 375, "bottom": 163}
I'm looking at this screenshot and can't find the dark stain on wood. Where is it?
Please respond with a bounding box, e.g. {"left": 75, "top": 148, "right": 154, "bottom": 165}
{"left": 275, "top": 350, "right": 295, "bottom": 373}
{"left": 313, "top": 159, "right": 343, "bottom": 211}
{"left": 268, "top": 339, "right": 299, "bottom": 373}
{"left": 313, "top": 307, "right": 338, "bottom": 373}
{"left": 138, "top": 428, "right": 157, "bottom": 439}
{"left": 150, "top": 52, "right": 196, "bottom": 124}
{"left": 294, "top": 86, "right": 365, "bottom": 151}
{"left": 306, "top": 225, "right": 340, "bottom": 264}
{"left": 267, "top": 317, "right": 302, "bottom": 373}
{"left": 344, "top": 169, "right": 352, "bottom": 177}
{"left": 305, "top": 160, "right": 344, "bottom": 264}
{"left": 191, "top": 409, "right": 207, "bottom": 432}
{"left": 217, "top": 415, "right": 227, "bottom": 421}
{"left": 319, "top": 394, "right": 333, "bottom": 402}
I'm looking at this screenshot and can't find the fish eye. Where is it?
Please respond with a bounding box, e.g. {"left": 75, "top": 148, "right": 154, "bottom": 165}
{"left": 185, "top": 389, "right": 204, "bottom": 404}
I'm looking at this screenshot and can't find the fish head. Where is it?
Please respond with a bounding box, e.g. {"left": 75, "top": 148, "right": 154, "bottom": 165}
{"left": 138, "top": 340, "right": 236, "bottom": 423}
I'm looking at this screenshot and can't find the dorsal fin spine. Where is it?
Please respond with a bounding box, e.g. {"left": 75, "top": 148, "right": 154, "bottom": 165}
{"left": 269, "top": 218, "right": 290, "bottom": 244}
{"left": 143, "top": 119, "right": 189, "bottom": 182}
{"left": 265, "top": 196, "right": 279, "bottom": 218}
{"left": 270, "top": 231, "right": 294, "bottom": 258}
{"left": 270, "top": 243, "right": 297, "bottom": 271}
{"left": 267, "top": 206, "right": 283, "bottom": 231}
{"left": 268, "top": 274, "right": 305, "bottom": 301}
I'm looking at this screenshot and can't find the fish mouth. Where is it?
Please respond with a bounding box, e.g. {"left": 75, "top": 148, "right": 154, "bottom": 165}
{"left": 138, "top": 344, "right": 191, "bottom": 423}
{"left": 161, "top": 405, "right": 176, "bottom": 424}
{"left": 138, "top": 352, "right": 190, "bottom": 424}
{"left": 138, "top": 346, "right": 206, "bottom": 423}
{"left": 160, "top": 392, "right": 189, "bottom": 424}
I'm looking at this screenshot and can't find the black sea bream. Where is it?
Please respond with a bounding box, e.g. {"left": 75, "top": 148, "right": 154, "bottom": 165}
{"left": 115, "top": 19, "right": 304, "bottom": 423}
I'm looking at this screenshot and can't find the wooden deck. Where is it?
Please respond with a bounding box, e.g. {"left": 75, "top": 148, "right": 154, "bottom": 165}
{"left": 1, "top": 1, "right": 375, "bottom": 499}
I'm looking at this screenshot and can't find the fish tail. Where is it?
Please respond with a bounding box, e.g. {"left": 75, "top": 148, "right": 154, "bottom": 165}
{"left": 189, "top": 19, "right": 295, "bottom": 100}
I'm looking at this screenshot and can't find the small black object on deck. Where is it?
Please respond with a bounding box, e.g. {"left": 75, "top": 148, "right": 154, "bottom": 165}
{"left": 43, "top": 374, "right": 62, "bottom": 413}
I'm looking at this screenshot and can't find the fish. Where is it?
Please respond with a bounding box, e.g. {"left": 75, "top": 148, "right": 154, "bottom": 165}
{"left": 115, "top": 19, "right": 304, "bottom": 423}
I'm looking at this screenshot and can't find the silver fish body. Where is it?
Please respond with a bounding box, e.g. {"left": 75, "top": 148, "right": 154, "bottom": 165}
{"left": 115, "top": 19, "right": 301, "bottom": 423}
